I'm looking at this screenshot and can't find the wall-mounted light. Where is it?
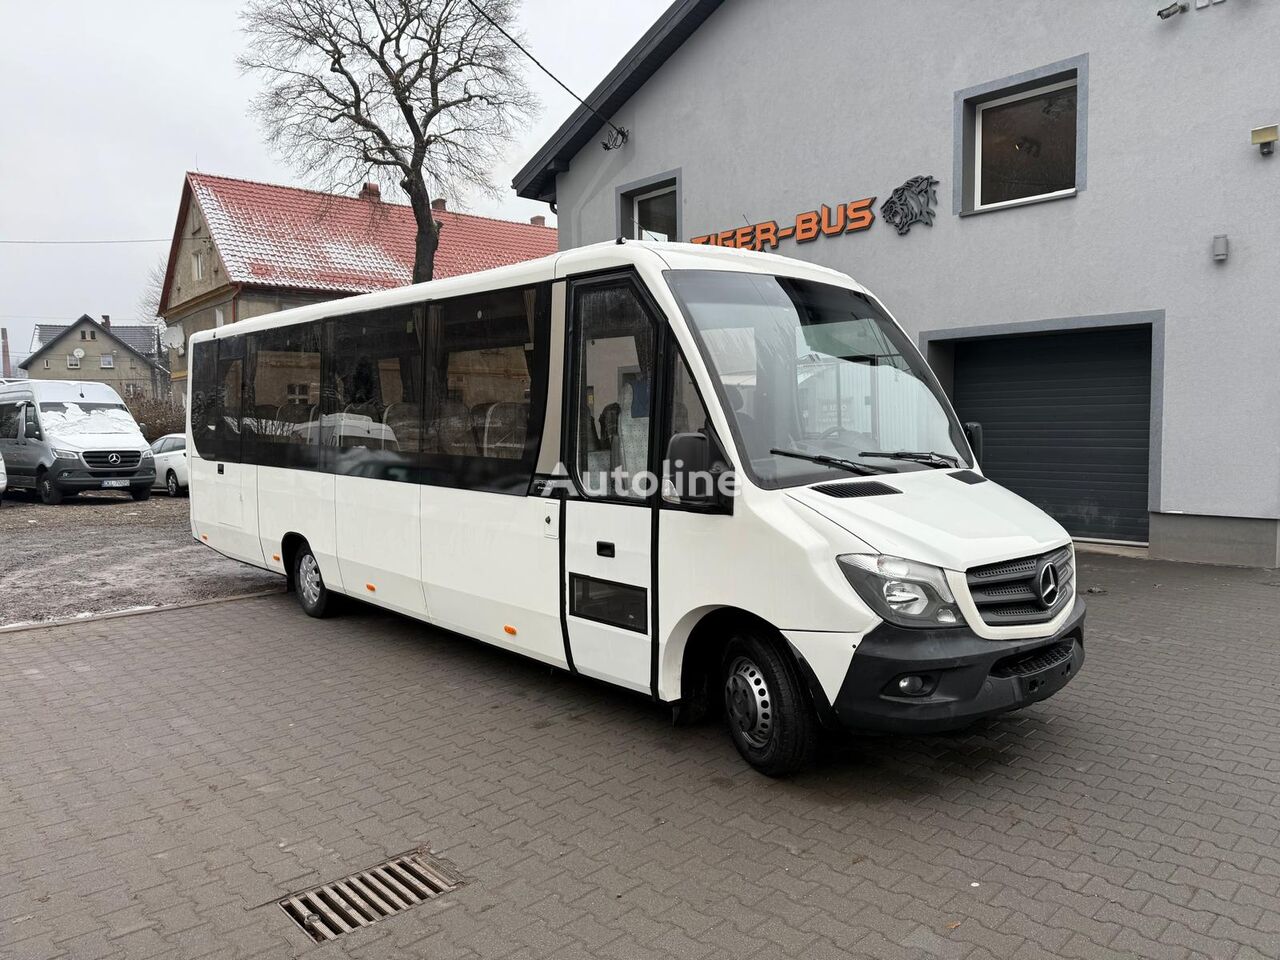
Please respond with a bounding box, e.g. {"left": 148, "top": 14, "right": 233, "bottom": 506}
{"left": 1156, "top": 2, "right": 1187, "bottom": 19}
{"left": 1251, "top": 124, "right": 1278, "bottom": 157}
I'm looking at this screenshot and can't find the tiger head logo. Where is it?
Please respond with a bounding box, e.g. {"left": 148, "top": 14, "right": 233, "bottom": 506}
{"left": 880, "top": 176, "right": 939, "bottom": 236}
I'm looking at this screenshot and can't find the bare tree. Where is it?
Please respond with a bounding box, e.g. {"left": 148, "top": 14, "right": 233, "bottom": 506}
{"left": 239, "top": 0, "right": 536, "bottom": 283}
{"left": 135, "top": 254, "right": 168, "bottom": 323}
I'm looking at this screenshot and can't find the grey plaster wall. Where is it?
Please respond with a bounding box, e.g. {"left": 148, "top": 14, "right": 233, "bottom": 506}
{"left": 551, "top": 0, "right": 1280, "bottom": 525}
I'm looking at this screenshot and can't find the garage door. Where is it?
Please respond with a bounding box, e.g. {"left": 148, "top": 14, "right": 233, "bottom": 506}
{"left": 950, "top": 326, "right": 1151, "bottom": 543}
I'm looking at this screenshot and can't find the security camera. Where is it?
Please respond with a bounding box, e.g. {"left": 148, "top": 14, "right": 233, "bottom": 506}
{"left": 1156, "top": 2, "right": 1187, "bottom": 19}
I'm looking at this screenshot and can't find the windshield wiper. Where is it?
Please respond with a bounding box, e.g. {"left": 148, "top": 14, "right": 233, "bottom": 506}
{"left": 859, "top": 450, "right": 960, "bottom": 469}
{"left": 770, "top": 448, "right": 888, "bottom": 476}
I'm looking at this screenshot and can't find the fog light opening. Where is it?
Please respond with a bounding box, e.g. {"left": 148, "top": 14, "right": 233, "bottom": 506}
{"left": 891, "top": 673, "right": 936, "bottom": 698}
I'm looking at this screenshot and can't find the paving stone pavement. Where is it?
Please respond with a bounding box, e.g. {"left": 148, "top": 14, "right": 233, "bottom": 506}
{"left": 2, "top": 553, "right": 1279, "bottom": 960}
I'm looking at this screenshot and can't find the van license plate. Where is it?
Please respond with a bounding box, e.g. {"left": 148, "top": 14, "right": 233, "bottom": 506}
{"left": 101, "top": 479, "right": 129, "bottom": 488}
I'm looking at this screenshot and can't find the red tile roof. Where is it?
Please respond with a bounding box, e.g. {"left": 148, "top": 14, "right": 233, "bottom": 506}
{"left": 186, "top": 172, "right": 557, "bottom": 296}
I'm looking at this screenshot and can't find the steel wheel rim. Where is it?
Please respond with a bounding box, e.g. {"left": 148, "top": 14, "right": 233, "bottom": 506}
{"left": 299, "top": 554, "right": 322, "bottom": 607}
{"left": 167, "top": 473, "right": 178, "bottom": 496}
{"left": 725, "top": 655, "right": 773, "bottom": 749}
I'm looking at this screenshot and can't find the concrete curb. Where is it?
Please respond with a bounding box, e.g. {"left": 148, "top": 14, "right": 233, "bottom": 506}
{"left": 0, "top": 587, "right": 288, "bottom": 636}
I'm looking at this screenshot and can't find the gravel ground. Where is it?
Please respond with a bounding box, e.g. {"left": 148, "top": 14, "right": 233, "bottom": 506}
{"left": 0, "top": 489, "right": 282, "bottom": 627}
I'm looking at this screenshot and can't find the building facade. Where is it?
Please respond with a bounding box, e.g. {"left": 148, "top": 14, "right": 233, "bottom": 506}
{"left": 515, "top": 0, "right": 1280, "bottom": 567}
{"left": 159, "top": 173, "right": 558, "bottom": 396}
{"left": 20, "top": 315, "right": 167, "bottom": 400}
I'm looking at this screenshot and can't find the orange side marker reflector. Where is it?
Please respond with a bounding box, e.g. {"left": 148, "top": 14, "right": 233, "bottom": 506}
{"left": 365, "top": 583, "right": 376, "bottom": 592}
{"left": 272, "top": 554, "right": 281, "bottom": 562}
{"left": 201, "top": 534, "right": 208, "bottom": 541}
{"left": 503, "top": 625, "right": 518, "bottom": 636}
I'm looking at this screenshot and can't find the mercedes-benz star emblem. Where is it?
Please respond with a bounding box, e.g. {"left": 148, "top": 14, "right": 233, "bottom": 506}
{"left": 1037, "top": 561, "right": 1060, "bottom": 609}
{"left": 107, "top": 453, "right": 121, "bottom": 465}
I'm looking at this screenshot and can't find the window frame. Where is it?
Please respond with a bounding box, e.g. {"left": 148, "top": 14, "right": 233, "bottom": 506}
{"left": 615, "top": 170, "right": 681, "bottom": 242}
{"left": 100, "top": 354, "right": 114, "bottom": 369}
{"left": 66, "top": 354, "right": 80, "bottom": 369}
{"left": 192, "top": 250, "right": 205, "bottom": 282}
{"left": 973, "top": 77, "right": 1078, "bottom": 213}
{"left": 631, "top": 185, "right": 677, "bottom": 241}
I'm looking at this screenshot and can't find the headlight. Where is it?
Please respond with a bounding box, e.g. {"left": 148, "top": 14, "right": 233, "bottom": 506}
{"left": 141, "top": 448, "right": 154, "bottom": 459}
{"left": 52, "top": 448, "right": 81, "bottom": 461}
{"left": 838, "top": 554, "right": 961, "bottom": 628}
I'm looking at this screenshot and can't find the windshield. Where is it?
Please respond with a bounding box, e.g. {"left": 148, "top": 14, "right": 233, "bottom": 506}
{"left": 38, "top": 401, "right": 139, "bottom": 437}
{"left": 666, "top": 270, "right": 970, "bottom": 488}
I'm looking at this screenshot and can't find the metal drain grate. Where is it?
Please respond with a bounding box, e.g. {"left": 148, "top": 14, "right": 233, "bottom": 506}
{"left": 279, "top": 848, "right": 463, "bottom": 942}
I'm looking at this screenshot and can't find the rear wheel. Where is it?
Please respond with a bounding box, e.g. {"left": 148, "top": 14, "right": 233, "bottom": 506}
{"left": 166, "top": 471, "right": 180, "bottom": 497}
{"left": 723, "top": 633, "right": 817, "bottom": 776}
{"left": 294, "top": 544, "right": 336, "bottom": 618}
{"left": 38, "top": 472, "right": 63, "bottom": 505}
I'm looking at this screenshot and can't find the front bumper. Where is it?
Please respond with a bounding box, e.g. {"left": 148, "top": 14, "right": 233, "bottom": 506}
{"left": 48, "top": 461, "right": 155, "bottom": 491}
{"left": 831, "top": 599, "right": 1086, "bottom": 734}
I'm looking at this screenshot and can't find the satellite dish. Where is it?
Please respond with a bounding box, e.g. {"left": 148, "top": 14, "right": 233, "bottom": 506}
{"left": 73, "top": 348, "right": 85, "bottom": 359}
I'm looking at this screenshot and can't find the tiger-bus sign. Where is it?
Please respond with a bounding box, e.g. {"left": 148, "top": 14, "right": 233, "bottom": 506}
{"left": 690, "top": 198, "right": 875, "bottom": 251}
{"left": 688, "top": 175, "right": 939, "bottom": 251}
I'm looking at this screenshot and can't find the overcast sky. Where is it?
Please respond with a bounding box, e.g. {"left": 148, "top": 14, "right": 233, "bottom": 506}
{"left": 0, "top": 0, "right": 668, "bottom": 360}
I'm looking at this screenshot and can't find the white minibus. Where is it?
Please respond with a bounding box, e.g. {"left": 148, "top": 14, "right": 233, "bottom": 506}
{"left": 188, "top": 240, "right": 1083, "bottom": 775}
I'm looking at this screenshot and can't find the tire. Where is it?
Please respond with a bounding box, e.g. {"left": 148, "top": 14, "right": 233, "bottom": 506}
{"left": 722, "top": 632, "right": 817, "bottom": 776}
{"left": 294, "top": 544, "right": 336, "bottom": 618}
{"left": 131, "top": 486, "right": 151, "bottom": 502}
{"left": 166, "top": 471, "right": 180, "bottom": 497}
{"left": 38, "top": 473, "right": 63, "bottom": 505}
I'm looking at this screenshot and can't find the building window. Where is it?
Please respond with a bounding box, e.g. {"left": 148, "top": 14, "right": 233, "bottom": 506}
{"left": 90, "top": 330, "right": 96, "bottom": 340}
{"left": 80, "top": 330, "right": 87, "bottom": 340}
{"left": 100, "top": 355, "right": 114, "bottom": 369}
{"left": 954, "top": 56, "right": 1086, "bottom": 216}
{"left": 286, "top": 383, "right": 310, "bottom": 405}
{"left": 215, "top": 306, "right": 225, "bottom": 328}
{"left": 43, "top": 359, "right": 50, "bottom": 369}
{"left": 192, "top": 250, "right": 206, "bottom": 281}
{"left": 617, "top": 172, "right": 680, "bottom": 242}
{"left": 66, "top": 354, "right": 80, "bottom": 369}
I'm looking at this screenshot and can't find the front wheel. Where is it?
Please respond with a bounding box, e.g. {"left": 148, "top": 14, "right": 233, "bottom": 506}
{"left": 131, "top": 486, "right": 152, "bottom": 501}
{"left": 38, "top": 473, "right": 63, "bottom": 505}
{"left": 294, "top": 545, "right": 336, "bottom": 618}
{"left": 166, "top": 471, "right": 180, "bottom": 497}
{"left": 723, "top": 633, "right": 817, "bottom": 776}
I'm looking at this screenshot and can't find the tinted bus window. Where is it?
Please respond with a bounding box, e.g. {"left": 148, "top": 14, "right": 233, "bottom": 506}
{"left": 323, "top": 305, "right": 426, "bottom": 480}
{"left": 189, "top": 339, "right": 218, "bottom": 459}
{"left": 422, "top": 284, "right": 549, "bottom": 492}
{"left": 214, "top": 335, "right": 245, "bottom": 462}
{"left": 242, "top": 321, "right": 322, "bottom": 469}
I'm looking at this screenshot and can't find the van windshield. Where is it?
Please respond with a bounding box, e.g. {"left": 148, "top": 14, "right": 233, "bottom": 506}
{"left": 666, "top": 270, "right": 970, "bottom": 489}
{"left": 38, "top": 402, "right": 138, "bottom": 437}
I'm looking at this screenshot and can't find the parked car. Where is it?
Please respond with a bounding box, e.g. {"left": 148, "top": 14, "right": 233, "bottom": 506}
{"left": 150, "top": 433, "right": 189, "bottom": 496}
{"left": 0, "top": 380, "right": 155, "bottom": 504}
{"left": 0, "top": 449, "right": 6, "bottom": 505}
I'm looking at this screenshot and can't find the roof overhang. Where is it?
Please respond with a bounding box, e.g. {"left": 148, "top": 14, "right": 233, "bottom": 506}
{"left": 511, "top": 0, "right": 723, "bottom": 204}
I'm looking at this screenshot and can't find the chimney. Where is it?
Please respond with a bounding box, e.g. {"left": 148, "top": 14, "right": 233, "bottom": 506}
{"left": 359, "top": 182, "right": 381, "bottom": 201}
{"left": 101, "top": 314, "right": 111, "bottom": 328}
{"left": 530, "top": 215, "right": 546, "bottom": 227}
{"left": 431, "top": 197, "right": 447, "bottom": 212}
{"left": 1, "top": 328, "right": 11, "bottom": 379}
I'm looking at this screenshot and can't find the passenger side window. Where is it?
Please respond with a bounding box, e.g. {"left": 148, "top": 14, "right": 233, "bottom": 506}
{"left": 243, "top": 321, "right": 322, "bottom": 469}
{"left": 323, "top": 306, "right": 425, "bottom": 472}
{"left": 421, "top": 285, "right": 549, "bottom": 490}
{"left": 189, "top": 340, "right": 218, "bottom": 459}
{"left": 0, "top": 402, "right": 20, "bottom": 439}
{"left": 214, "top": 336, "right": 245, "bottom": 463}
{"left": 572, "top": 281, "right": 657, "bottom": 500}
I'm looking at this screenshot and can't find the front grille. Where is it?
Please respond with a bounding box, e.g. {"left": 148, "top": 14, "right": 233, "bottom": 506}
{"left": 967, "top": 545, "right": 1073, "bottom": 626}
{"left": 991, "top": 640, "right": 1076, "bottom": 678}
{"left": 83, "top": 450, "right": 141, "bottom": 469}
{"left": 279, "top": 849, "right": 463, "bottom": 943}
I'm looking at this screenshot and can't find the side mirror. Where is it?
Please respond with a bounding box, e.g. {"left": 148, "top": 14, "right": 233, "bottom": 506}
{"left": 664, "top": 431, "right": 732, "bottom": 510}
{"left": 963, "top": 421, "right": 984, "bottom": 466}
{"left": 24, "top": 421, "right": 41, "bottom": 441}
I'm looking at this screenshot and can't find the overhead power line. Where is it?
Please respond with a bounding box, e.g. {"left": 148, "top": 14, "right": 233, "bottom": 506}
{"left": 466, "top": 0, "right": 629, "bottom": 151}
{"left": 0, "top": 238, "right": 171, "bottom": 245}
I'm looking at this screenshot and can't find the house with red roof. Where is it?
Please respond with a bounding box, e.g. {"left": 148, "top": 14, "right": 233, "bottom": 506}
{"left": 158, "top": 172, "right": 557, "bottom": 391}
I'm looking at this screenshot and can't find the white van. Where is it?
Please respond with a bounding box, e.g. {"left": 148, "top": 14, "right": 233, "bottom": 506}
{"left": 187, "top": 241, "right": 1083, "bottom": 774}
{"left": 0, "top": 380, "right": 156, "bottom": 504}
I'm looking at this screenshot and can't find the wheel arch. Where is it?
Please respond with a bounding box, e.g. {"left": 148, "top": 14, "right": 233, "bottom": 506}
{"left": 666, "top": 604, "right": 838, "bottom": 727}
{"left": 280, "top": 532, "right": 308, "bottom": 591}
